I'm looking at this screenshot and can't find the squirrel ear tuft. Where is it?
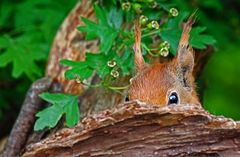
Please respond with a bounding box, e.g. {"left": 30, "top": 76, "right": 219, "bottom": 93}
{"left": 133, "top": 17, "right": 145, "bottom": 73}
{"left": 175, "top": 13, "right": 196, "bottom": 89}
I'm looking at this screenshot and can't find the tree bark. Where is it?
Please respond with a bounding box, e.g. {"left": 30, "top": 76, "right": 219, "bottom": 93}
{"left": 0, "top": 77, "right": 52, "bottom": 157}
{"left": 45, "top": 0, "right": 125, "bottom": 113}
{"left": 22, "top": 101, "right": 240, "bottom": 157}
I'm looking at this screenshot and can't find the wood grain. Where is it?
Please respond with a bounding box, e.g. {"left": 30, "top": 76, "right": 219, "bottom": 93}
{"left": 22, "top": 101, "right": 240, "bottom": 157}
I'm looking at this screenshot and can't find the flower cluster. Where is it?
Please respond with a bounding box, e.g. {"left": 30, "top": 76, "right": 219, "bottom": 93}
{"left": 159, "top": 41, "right": 170, "bottom": 57}
{"left": 107, "top": 60, "right": 119, "bottom": 78}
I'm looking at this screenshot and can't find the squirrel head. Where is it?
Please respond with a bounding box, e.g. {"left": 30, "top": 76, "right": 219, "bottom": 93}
{"left": 128, "top": 15, "right": 200, "bottom": 106}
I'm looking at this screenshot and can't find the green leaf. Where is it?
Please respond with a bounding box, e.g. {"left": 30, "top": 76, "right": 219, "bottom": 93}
{"left": 78, "top": 17, "right": 99, "bottom": 40}
{"left": 0, "top": 0, "right": 77, "bottom": 81}
{"left": 61, "top": 53, "right": 111, "bottom": 81}
{"left": 34, "top": 93, "right": 80, "bottom": 131}
{"left": 0, "top": 36, "right": 10, "bottom": 48}
{"left": 39, "top": 93, "right": 76, "bottom": 105}
{"left": 60, "top": 59, "right": 86, "bottom": 67}
{"left": 190, "top": 27, "right": 216, "bottom": 49}
{"left": 108, "top": 7, "right": 123, "bottom": 29}
{"left": 94, "top": 4, "right": 109, "bottom": 26}
{"left": 77, "top": 4, "right": 121, "bottom": 54}
{"left": 60, "top": 59, "right": 93, "bottom": 80}
{"left": 160, "top": 12, "right": 216, "bottom": 54}
{"left": 159, "top": 12, "right": 188, "bottom": 55}
{"left": 167, "top": 12, "right": 189, "bottom": 29}
{"left": 0, "top": 2, "right": 13, "bottom": 27}
{"left": 160, "top": 29, "right": 181, "bottom": 55}
{"left": 65, "top": 67, "right": 93, "bottom": 80}
{"left": 0, "top": 36, "right": 45, "bottom": 80}
{"left": 85, "top": 53, "right": 111, "bottom": 78}
{"left": 157, "top": 2, "right": 176, "bottom": 11}
{"left": 63, "top": 97, "right": 79, "bottom": 127}
{"left": 34, "top": 103, "right": 63, "bottom": 131}
{"left": 115, "top": 47, "right": 133, "bottom": 76}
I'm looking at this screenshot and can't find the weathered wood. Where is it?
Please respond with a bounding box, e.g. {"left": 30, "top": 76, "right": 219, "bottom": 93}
{"left": 45, "top": 0, "right": 97, "bottom": 95}
{"left": 22, "top": 101, "right": 240, "bottom": 157}
{"left": 45, "top": 0, "right": 125, "bottom": 115}
{"left": 0, "top": 77, "right": 52, "bottom": 157}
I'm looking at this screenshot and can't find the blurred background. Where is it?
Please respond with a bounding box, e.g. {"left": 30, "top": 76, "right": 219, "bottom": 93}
{"left": 0, "top": 0, "right": 239, "bottom": 139}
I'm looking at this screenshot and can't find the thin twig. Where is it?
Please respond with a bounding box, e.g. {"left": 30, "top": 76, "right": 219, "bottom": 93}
{"left": 0, "top": 77, "right": 52, "bottom": 157}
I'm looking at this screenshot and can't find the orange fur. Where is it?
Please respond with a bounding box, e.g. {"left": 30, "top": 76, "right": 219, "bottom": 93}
{"left": 133, "top": 17, "right": 145, "bottom": 73}
{"left": 129, "top": 15, "right": 200, "bottom": 106}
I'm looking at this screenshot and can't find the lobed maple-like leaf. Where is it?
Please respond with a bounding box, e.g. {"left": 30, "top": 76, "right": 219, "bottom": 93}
{"left": 34, "top": 93, "right": 79, "bottom": 131}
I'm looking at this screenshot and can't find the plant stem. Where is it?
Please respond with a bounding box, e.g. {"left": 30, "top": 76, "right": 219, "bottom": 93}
{"left": 107, "top": 85, "right": 129, "bottom": 90}
{"left": 116, "top": 43, "right": 125, "bottom": 54}
{"left": 142, "top": 29, "right": 160, "bottom": 38}
{"left": 141, "top": 43, "right": 159, "bottom": 57}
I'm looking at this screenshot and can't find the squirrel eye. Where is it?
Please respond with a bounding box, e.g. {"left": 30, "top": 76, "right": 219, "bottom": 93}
{"left": 125, "top": 96, "right": 129, "bottom": 102}
{"left": 168, "top": 92, "right": 179, "bottom": 105}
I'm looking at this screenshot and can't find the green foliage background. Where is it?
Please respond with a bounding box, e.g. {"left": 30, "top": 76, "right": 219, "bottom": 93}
{"left": 0, "top": 0, "right": 239, "bottom": 133}
{"left": 0, "top": 0, "right": 77, "bottom": 134}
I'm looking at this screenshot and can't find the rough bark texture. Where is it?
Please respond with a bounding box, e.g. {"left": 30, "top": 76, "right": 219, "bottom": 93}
{"left": 0, "top": 77, "right": 52, "bottom": 157}
{"left": 45, "top": 0, "right": 97, "bottom": 95}
{"left": 22, "top": 101, "right": 240, "bottom": 157}
{"left": 45, "top": 0, "right": 125, "bottom": 114}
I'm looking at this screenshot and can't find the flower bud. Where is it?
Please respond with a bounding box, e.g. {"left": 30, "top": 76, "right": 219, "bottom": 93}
{"left": 107, "top": 60, "right": 116, "bottom": 67}
{"left": 159, "top": 47, "right": 169, "bottom": 57}
{"left": 122, "top": 2, "right": 131, "bottom": 11}
{"left": 75, "top": 75, "right": 81, "bottom": 84}
{"left": 151, "top": 21, "right": 159, "bottom": 29}
{"left": 169, "top": 8, "right": 178, "bottom": 17}
{"left": 140, "top": 15, "right": 148, "bottom": 25}
{"left": 110, "top": 70, "right": 119, "bottom": 78}
{"left": 133, "top": 3, "right": 142, "bottom": 13}
{"left": 149, "top": 1, "right": 157, "bottom": 8}
{"left": 160, "top": 41, "right": 170, "bottom": 49}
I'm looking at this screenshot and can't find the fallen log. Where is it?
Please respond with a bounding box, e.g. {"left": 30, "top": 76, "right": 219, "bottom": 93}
{"left": 22, "top": 101, "right": 240, "bottom": 157}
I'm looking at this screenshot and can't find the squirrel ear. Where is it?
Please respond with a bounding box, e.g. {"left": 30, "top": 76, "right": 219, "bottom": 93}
{"left": 133, "top": 17, "right": 145, "bottom": 73}
{"left": 175, "top": 14, "right": 195, "bottom": 89}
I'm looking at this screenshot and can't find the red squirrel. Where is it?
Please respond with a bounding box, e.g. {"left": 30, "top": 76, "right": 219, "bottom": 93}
{"left": 128, "top": 15, "right": 200, "bottom": 106}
